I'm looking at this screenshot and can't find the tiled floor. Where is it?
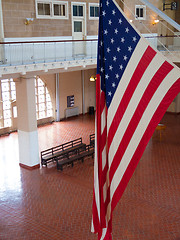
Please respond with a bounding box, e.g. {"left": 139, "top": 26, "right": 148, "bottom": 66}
{"left": 0, "top": 113, "right": 180, "bottom": 240}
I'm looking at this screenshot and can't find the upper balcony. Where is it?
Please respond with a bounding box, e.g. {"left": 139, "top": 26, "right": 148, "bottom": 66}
{"left": 0, "top": 34, "right": 179, "bottom": 79}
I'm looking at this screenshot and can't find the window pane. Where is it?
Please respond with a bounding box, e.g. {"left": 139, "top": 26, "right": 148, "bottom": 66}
{"left": 39, "top": 103, "right": 45, "bottom": 111}
{"left": 39, "top": 111, "right": 45, "bottom": 118}
{"left": 73, "top": 5, "right": 77, "bottom": 16}
{"left": 13, "top": 106, "right": 17, "bottom": 118}
{"left": 10, "top": 82, "right": 16, "bottom": 91}
{"left": 4, "top": 119, "right": 11, "bottom": 127}
{"left": 46, "top": 93, "right": 51, "bottom": 101}
{"left": 136, "top": 8, "right": 139, "bottom": 17}
{"left": 140, "top": 8, "right": 143, "bottom": 17}
{"left": 95, "top": 7, "right": 99, "bottom": 17}
{"left": 47, "top": 102, "right": 52, "bottom": 109}
{"left": 38, "top": 86, "right": 44, "bottom": 95}
{"left": 90, "top": 6, "right": 94, "bottom": 17}
{"left": 78, "top": 6, "right": 83, "bottom": 16}
{"left": 38, "top": 78, "right": 44, "bottom": 86}
{"left": 74, "top": 21, "right": 82, "bottom": 32}
{"left": 2, "top": 92, "right": 10, "bottom": 101}
{"left": 2, "top": 82, "right": 9, "bottom": 92}
{"left": 44, "top": 4, "right": 50, "bottom": 15}
{"left": 47, "top": 109, "right": 52, "bottom": 117}
{"left": 11, "top": 91, "right": 16, "bottom": 100}
{"left": 54, "top": 4, "right": 59, "bottom": 16}
{"left": 3, "top": 110, "right": 11, "bottom": 119}
{"left": 38, "top": 3, "right": 44, "bottom": 15}
{"left": 38, "top": 94, "right": 45, "bottom": 103}
{"left": 3, "top": 101, "right": 10, "bottom": 110}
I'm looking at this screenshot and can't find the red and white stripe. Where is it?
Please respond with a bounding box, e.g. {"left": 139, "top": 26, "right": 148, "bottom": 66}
{"left": 92, "top": 36, "right": 180, "bottom": 239}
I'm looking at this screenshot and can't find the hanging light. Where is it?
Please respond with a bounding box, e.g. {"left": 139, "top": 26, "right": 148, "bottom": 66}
{"left": 90, "top": 75, "right": 96, "bottom": 82}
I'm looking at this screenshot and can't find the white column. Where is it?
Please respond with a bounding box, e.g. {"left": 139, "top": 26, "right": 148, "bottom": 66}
{"left": 0, "top": 0, "right": 4, "bottom": 63}
{"left": 16, "top": 76, "right": 40, "bottom": 169}
{"left": 56, "top": 73, "right": 60, "bottom": 121}
{"left": 82, "top": 70, "right": 85, "bottom": 115}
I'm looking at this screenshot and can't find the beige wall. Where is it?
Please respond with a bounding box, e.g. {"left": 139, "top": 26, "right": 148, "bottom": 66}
{"left": 2, "top": 0, "right": 99, "bottom": 38}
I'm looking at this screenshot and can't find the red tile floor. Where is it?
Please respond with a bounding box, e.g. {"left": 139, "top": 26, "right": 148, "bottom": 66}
{"left": 0, "top": 113, "right": 180, "bottom": 240}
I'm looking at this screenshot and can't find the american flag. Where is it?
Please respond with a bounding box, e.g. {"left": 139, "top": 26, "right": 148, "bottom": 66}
{"left": 92, "top": 0, "right": 180, "bottom": 239}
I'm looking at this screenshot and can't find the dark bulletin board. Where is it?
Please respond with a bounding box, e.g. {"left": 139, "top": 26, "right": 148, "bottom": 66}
{"left": 67, "top": 95, "right": 74, "bottom": 107}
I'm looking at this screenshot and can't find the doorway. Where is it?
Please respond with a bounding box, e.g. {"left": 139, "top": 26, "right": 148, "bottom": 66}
{"left": 71, "top": 2, "right": 86, "bottom": 56}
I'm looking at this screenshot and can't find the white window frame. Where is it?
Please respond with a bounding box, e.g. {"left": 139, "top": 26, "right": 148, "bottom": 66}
{"left": 35, "top": 0, "right": 68, "bottom": 19}
{"left": 89, "top": 3, "right": 99, "bottom": 20}
{"left": 135, "top": 5, "right": 146, "bottom": 20}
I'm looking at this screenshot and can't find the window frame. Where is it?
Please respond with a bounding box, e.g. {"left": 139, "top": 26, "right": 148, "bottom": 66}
{"left": 35, "top": 0, "right": 68, "bottom": 20}
{"left": 135, "top": 5, "right": 146, "bottom": 20}
{"left": 89, "top": 3, "right": 99, "bottom": 20}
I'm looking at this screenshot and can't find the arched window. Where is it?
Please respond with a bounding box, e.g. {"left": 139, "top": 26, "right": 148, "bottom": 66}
{"left": 35, "top": 77, "right": 53, "bottom": 120}
{"left": 0, "top": 77, "right": 53, "bottom": 129}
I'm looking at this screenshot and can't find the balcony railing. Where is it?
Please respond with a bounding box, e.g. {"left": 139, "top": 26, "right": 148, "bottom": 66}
{"left": 0, "top": 39, "right": 98, "bottom": 67}
{"left": 0, "top": 35, "right": 179, "bottom": 67}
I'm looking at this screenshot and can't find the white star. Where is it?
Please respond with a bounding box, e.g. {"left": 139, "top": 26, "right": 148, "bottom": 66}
{"left": 108, "top": 19, "right": 112, "bottom": 25}
{"left": 121, "top": 37, "right": 125, "bottom": 43}
{"left": 112, "top": 9, "right": 116, "bottom": 15}
{"left": 128, "top": 46, "right": 132, "bottom": 52}
{"left": 133, "top": 36, "right": 137, "bottom": 42}
{"left": 125, "top": 27, "right": 129, "bottom": 33}
{"left": 119, "top": 18, "right": 122, "bottom": 24}
{"left": 119, "top": 64, "right": 123, "bottom": 70}
{"left": 105, "top": 74, "right": 109, "bottom": 79}
{"left": 108, "top": 91, "right": 112, "bottom": 96}
{"left": 100, "top": 67, "right": 104, "bottom": 72}
{"left": 104, "top": 57, "right": 107, "bottom": 61}
{"left": 123, "top": 55, "right": 128, "bottom": 61}
{"left": 106, "top": 0, "right": 109, "bottom": 6}
{"left": 115, "top": 73, "right": 119, "bottom": 79}
{"left": 111, "top": 38, "right": 114, "bottom": 44}
{"left": 113, "top": 56, "right": 117, "bottom": 62}
{"left": 112, "top": 82, "right": 116, "bottom": 88}
{"left": 102, "top": 11, "right": 106, "bottom": 16}
{"left": 109, "top": 65, "right": 113, "bottom": 71}
{"left": 107, "top": 47, "right": 111, "bottom": 53}
{"left": 100, "top": 41, "right": 103, "bottom": 46}
{"left": 104, "top": 29, "right": 108, "bottom": 35}
{"left": 117, "top": 47, "right": 121, "bottom": 52}
{"left": 114, "top": 28, "right": 118, "bottom": 34}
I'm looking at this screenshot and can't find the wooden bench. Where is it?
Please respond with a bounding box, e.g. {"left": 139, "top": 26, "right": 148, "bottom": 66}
{"left": 41, "top": 137, "right": 86, "bottom": 166}
{"left": 90, "top": 133, "right": 95, "bottom": 146}
{"left": 57, "top": 144, "right": 94, "bottom": 171}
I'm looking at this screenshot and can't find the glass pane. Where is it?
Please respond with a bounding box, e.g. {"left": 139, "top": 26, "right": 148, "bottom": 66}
{"left": 95, "top": 7, "right": 99, "bottom": 17}
{"left": 74, "top": 21, "right": 82, "bottom": 32}
{"left": 136, "top": 8, "right": 139, "bottom": 17}
{"left": 10, "top": 81, "right": 16, "bottom": 91}
{"left": 73, "top": 5, "right": 77, "bottom": 16}
{"left": 38, "top": 86, "right": 44, "bottom": 95}
{"left": 46, "top": 93, "right": 51, "bottom": 101}
{"left": 39, "top": 103, "right": 45, "bottom": 111}
{"left": 44, "top": 4, "right": 50, "bottom": 15}
{"left": 2, "top": 92, "right": 10, "bottom": 101}
{"left": 13, "top": 106, "right": 17, "bottom": 118}
{"left": 38, "top": 94, "right": 45, "bottom": 103}
{"left": 39, "top": 111, "right": 45, "bottom": 118}
{"left": 38, "top": 3, "right": 44, "bottom": 15}
{"left": 3, "top": 110, "right": 11, "bottom": 119}
{"left": 90, "top": 6, "right": 94, "bottom": 17}
{"left": 47, "top": 109, "right": 52, "bottom": 117}
{"left": 2, "top": 82, "right": 9, "bottom": 92}
{"left": 54, "top": 4, "right": 60, "bottom": 16}
{"left": 140, "top": 8, "right": 143, "bottom": 17}
{"left": 47, "top": 102, "right": 52, "bottom": 109}
{"left": 78, "top": 6, "right": 83, "bottom": 16}
{"left": 37, "top": 78, "right": 44, "bottom": 86}
{"left": 11, "top": 91, "right": 16, "bottom": 100}
{"left": 4, "top": 119, "right": 11, "bottom": 127}
{"left": 3, "top": 101, "right": 10, "bottom": 110}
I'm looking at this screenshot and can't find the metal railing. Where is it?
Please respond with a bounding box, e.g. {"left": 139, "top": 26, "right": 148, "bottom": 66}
{"left": 0, "top": 35, "right": 179, "bottom": 67}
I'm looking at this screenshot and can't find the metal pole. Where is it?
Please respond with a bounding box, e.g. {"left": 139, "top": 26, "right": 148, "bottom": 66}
{"left": 56, "top": 73, "right": 60, "bottom": 121}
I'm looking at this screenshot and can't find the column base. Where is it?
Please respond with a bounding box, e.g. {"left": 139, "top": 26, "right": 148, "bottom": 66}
{"left": 19, "top": 163, "right": 40, "bottom": 170}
